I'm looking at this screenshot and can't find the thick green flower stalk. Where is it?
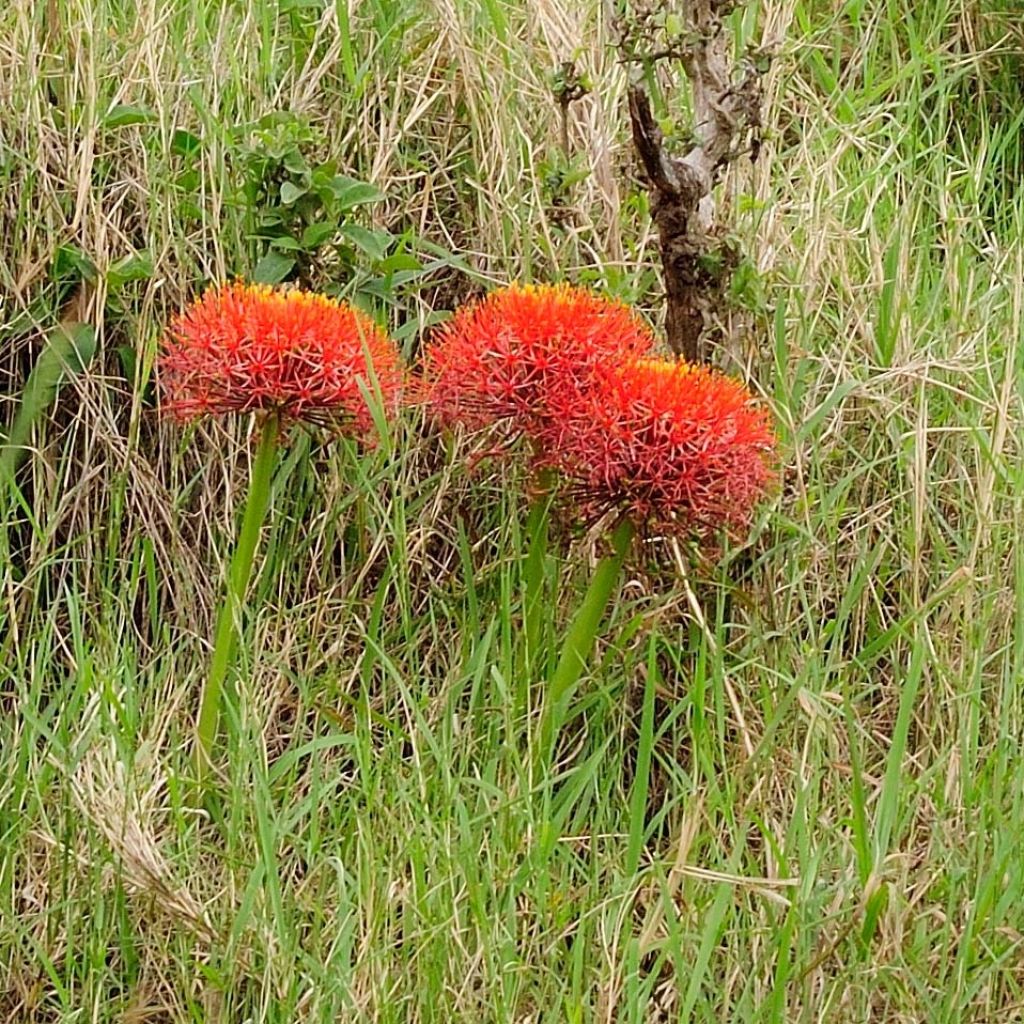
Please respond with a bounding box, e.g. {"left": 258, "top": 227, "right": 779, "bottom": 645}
{"left": 158, "top": 281, "right": 403, "bottom": 783}
{"left": 422, "top": 283, "right": 777, "bottom": 772}
{"left": 534, "top": 355, "right": 777, "bottom": 764}
{"left": 421, "top": 282, "right": 657, "bottom": 684}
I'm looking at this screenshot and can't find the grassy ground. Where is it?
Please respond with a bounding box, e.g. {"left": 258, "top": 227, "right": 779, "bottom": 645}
{"left": 2, "top": 0, "right": 1024, "bottom": 1020}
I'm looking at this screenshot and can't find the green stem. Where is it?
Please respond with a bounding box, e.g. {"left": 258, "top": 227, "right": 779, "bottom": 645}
{"left": 523, "top": 474, "right": 554, "bottom": 674}
{"left": 195, "top": 413, "right": 280, "bottom": 781}
{"left": 538, "top": 516, "right": 636, "bottom": 767}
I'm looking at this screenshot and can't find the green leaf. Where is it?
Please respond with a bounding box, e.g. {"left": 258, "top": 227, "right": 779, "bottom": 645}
{"left": 279, "top": 181, "right": 306, "bottom": 205}
{"left": 728, "top": 258, "right": 765, "bottom": 313}
{"left": 252, "top": 250, "right": 296, "bottom": 284}
{"left": 283, "top": 149, "right": 311, "bottom": 176}
{"left": 339, "top": 224, "right": 391, "bottom": 261}
{"left": 875, "top": 230, "right": 902, "bottom": 368}
{"left": 52, "top": 245, "right": 98, "bottom": 284}
{"left": 102, "top": 104, "right": 156, "bottom": 128}
{"left": 171, "top": 129, "right": 202, "bottom": 158}
{"left": 323, "top": 175, "right": 384, "bottom": 209}
{"left": 176, "top": 169, "right": 200, "bottom": 193}
{"left": 268, "top": 235, "right": 303, "bottom": 251}
{"left": 859, "top": 882, "right": 889, "bottom": 950}
{"left": 1, "top": 323, "right": 97, "bottom": 484}
{"left": 736, "top": 193, "right": 767, "bottom": 214}
{"left": 797, "top": 379, "right": 860, "bottom": 443}
{"left": 376, "top": 252, "right": 422, "bottom": 274}
{"left": 300, "top": 222, "right": 338, "bottom": 249}
{"left": 107, "top": 250, "right": 154, "bottom": 288}
{"left": 392, "top": 310, "right": 450, "bottom": 342}
{"left": 257, "top": 210, "right": 285, "bottom": 228}
{"left": 117, "top": 344, "right": 137, "bottom": 382}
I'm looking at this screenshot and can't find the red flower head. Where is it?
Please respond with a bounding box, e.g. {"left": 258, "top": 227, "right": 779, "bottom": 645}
{"left": 158, "top": 282, "right": 403, "bottom": 436}
{"left": 544, "top": 357, "right": 777, "bottom": 538}
{"left": 422, "top": 283, "right": 656, "bottom": 439}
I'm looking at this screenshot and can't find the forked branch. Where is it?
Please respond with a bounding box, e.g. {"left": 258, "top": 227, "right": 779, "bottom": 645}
{"left": 616, "top": 0, "right": 764, "bottom": 360}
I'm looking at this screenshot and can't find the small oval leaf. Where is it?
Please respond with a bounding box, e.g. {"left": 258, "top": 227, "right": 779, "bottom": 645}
{"left": 279, "top": 181, "right": 306, "bottom": 205}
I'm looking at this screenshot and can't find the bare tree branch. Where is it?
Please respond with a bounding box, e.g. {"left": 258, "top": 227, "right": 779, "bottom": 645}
{"left": 617, "top": 0, "right": 763, "bottom": 361}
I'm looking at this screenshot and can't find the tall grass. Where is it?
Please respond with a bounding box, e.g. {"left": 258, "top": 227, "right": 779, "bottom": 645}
{"left": 2, "top": 0, "right": 1023, "bottom": 1020}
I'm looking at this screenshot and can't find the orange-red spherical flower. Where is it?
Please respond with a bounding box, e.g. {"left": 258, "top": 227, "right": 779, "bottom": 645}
{"left": 421, "top": 283, "right": 656, "bottom": 438}
{"left": 158, "top": 282, "right": 403, "bottom": 435}
{"left": 542, "top": 357, "right": 777, "bottom": 538}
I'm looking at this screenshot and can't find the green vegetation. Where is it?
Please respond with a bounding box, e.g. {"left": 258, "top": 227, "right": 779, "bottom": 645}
{"left": 2, "top": 0, "right": 1022, "bottom": 1020}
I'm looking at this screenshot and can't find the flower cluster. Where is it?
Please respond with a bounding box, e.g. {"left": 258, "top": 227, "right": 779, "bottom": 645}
{"left": 541, "top": 357, "right": 776, "bottom": 537}
{"left": 158, "top": 278, "right": 777, "bottom": 541}
{"left": 158, "top": 282, "right": 402, "bottom": 436}
{"left": 422, "top": 283, "right": 776, "bottom": 540}
{"left": 422, "top": 283, "right": 655, "bottom": 436}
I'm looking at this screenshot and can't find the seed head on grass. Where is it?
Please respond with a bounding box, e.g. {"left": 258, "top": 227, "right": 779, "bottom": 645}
{"left": 422, "top": 283, "right": 656, "bottom": 440}
{"left": 158, "top": 281, "right": 403, "bottom": 436}
{"left": 543, "top": 357, "right": 777, "bottom": 539}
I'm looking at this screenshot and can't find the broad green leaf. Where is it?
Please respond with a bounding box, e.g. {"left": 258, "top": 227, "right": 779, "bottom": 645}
{"left": 252, "top": 250, "right": 296, "bottom": 284}
{"left": 1, "top": 323, "right": 97, "bottom": 484}
{"left": 52, "top": 245, "right": 98, "bottom": 284}
{"left": 340, "top": 224, "right": 391, "bottom": 261}
{"left": 324, "top": 175, "right": 384, "bottom": 209}
{"left": 268, "top": 235, "right": 303, "bottom": 251}
{"left": 376, "top": 252, "right": 422, "bottom": 273}
{"left": 300, "top": 222, "right": 338, "bottom": 249}
{"left": 283, "top": 150, "right": 310, "bottom": 176}
{"left": 107, "top": 250, "right": 154, "bottom": 288}
{"left": 102, "top": 104, "right": 156, "bottom": 128}
{"left": 171, "top": 129, "right": 202, "bottom": 158}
